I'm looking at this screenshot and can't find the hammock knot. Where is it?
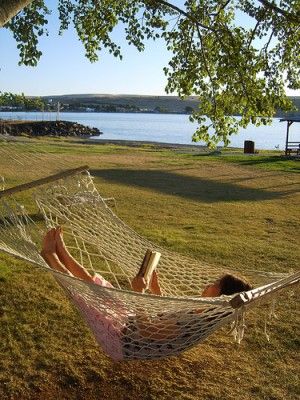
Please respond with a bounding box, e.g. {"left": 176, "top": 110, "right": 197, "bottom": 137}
{"left": 264, "top": 297, "right": 278, "bottom": 342}
{"left": 231, "top": 306, "right": 246, "bottom": 344}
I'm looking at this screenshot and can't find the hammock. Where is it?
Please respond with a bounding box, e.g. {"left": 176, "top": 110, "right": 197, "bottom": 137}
{"left": 0, "top": 136, "right": 299, "bottom": 361}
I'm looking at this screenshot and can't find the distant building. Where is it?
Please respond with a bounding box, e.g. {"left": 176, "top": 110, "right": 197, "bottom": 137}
{"left": 0, "top": 106, "right": 23, "bottom": 111}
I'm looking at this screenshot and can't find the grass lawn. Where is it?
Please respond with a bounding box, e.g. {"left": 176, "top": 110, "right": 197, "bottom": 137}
{"left": 0, "top": 138, "right": 299, "bottom": 400}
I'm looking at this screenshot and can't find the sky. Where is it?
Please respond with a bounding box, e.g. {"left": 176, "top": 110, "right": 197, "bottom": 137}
{"left": 0, "top": 0, "right": 299, "bottom": 97}
{"left": 0, "top": 0, "right": 172, "bottom": 96}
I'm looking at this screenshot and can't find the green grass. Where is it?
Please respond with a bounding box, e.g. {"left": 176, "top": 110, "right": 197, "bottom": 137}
{"left": 218, "top": 154, "right": 299, "bottom": 173}
{"left": 0, "top": 139, "right": 299, "bottom": 400}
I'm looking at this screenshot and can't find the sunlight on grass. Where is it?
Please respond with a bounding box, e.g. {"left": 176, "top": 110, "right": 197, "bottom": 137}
{"left": 0, "top": 139, "right": 299, "bottom": 400}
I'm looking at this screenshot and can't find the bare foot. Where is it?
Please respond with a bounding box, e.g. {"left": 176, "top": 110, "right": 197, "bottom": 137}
{"left": 41, "top": 227, "right": 72, "bottom": 275}
{"left": 54, "top": 226, "right": 70, "bottom": 265}
{"left": 41, "top": 228, "right": 57, "bottom": 258}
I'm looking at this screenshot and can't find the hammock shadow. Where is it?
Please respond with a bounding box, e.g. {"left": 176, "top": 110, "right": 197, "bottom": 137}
{"left": 91, "top": 169, "right": 292, "bottom": 203}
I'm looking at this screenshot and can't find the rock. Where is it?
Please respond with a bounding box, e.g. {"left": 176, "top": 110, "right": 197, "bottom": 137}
{"left": 0, "top": 120, "right": 102, "bottom": 137}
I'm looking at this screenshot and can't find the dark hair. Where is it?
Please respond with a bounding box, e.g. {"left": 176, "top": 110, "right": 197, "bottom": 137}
{"left": 218, "top": 274, "right": 252, "bottom": 295}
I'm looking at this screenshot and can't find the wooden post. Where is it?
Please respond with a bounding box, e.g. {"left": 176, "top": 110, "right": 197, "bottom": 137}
{"left": 285, "top": 121, "right": 294, "bottom": 156}
{"left": 0, "top": 165, "right": 89, "bottom": 198}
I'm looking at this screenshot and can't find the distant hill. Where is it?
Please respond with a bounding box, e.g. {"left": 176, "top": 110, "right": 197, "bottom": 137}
{"left": 42, "top": 94, "right": 199, "bottom": 113}
{"left": 284, "top": 96, "right": 300, "bottom": 117}
{"left": 41, "top": 94, "right": 300, "bottom": 116}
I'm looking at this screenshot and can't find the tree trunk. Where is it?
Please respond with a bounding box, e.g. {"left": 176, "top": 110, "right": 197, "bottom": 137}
{"left": 0, "top": 0, "right": 34, "bottom": 27}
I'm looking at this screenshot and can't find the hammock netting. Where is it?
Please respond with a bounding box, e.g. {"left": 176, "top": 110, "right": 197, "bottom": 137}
{"left": 0, "top": 135, "right": 299, "bottom": 360}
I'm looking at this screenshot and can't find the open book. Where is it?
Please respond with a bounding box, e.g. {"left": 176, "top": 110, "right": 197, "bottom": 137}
{"left": 137, "top": 249, "right": 161, "bottom": 291}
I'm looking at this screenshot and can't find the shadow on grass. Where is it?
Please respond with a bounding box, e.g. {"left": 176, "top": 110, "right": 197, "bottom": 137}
{"left": 91, "top": 168, "right": 294, "bottom": 203}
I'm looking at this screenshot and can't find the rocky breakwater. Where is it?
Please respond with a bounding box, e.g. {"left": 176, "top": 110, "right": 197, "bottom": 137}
{"left": 0, "top": 120, "right": 102, "bottom": 137}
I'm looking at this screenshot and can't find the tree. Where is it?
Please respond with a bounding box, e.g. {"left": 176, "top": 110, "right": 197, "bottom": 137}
{"left": 1, "top": 1, "right": 300, "bottom": 146}
{"left": 0, "top": 91, "right": 45, "bottom": 110}
{"left": 185, "top": 106, "right": 194, "bottom": 114}
{"left": 154, "top": 106, "right": 169, "bottom": 113}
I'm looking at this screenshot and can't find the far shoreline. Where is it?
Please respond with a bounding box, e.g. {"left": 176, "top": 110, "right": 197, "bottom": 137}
{"left": 84, "top": 138, "right": 285, "bottom": 156}
{"left": 86, "top": 137, "right": 204, "bottom": 149}
{"left": 0, "top": 114, "right": 291, "bottom": 152}
{"left": 1, "top": 109, "right": 299, "bottom": 118}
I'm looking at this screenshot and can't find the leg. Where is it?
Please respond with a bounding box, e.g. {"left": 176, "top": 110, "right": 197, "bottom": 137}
{"left": 134, "top": 312, "right": 180, "bottom": 341}
{"left": 54, "top": 227, "right": 94, "bottom": 283}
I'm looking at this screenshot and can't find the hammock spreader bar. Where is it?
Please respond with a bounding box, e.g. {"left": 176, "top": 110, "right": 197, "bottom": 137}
{"left": 230, "top": 270, "right": 300, "bottom": 309}
{"left": 0, "top": 165, "right": 89, "bottom": 198}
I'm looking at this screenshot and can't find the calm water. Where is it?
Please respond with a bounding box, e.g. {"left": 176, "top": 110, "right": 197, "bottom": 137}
{"left": 0, "top": 111, "right": 298, "bottom": 150}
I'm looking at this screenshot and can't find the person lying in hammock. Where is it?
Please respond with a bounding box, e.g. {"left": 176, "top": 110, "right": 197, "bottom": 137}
{"left": 41, "top": 227, "right": 253, "bottom": 360}
{"left": 41, "top": 227, "right": 252, "bottom": 297}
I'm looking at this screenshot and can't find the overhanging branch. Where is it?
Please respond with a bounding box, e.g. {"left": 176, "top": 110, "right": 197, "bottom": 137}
{"left": 258, "top": 0, "right": 300, "bottom": 23}
{"left": 152, "top": 0, "right": 218, "bottom": 33}
{"left": 0, "top": 0, "right": 34, "bottom": 27}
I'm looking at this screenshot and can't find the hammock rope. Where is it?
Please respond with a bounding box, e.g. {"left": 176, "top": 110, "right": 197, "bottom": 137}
{"left": 0, "top": 134, "right": 299, "bottom": 361}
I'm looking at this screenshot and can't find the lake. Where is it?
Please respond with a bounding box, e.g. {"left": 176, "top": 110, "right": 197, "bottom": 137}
{"left": 0, "top": 111, "right": 298, "bottom": 150}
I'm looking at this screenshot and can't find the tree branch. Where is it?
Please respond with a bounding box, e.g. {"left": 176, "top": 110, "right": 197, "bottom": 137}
{"left": 196, "top": 25, "right": 218, "bottom": 115}
{"left": 210, "top": 0, "right": 232, "bottom": 17}
{"left": 0, "top": 0, "right": 34, "bottom": 27}
{"left": 152, "top": 0, "right": 218, "bottom": 33}
{"left": 257, "top": 0, "right": 300, "bottom": 23}
{"left": 247, "top": 19, "right": 261, "bottom": 49}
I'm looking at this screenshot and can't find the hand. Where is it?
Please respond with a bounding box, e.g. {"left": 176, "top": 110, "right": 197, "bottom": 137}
{"left": 149, "top": 271, "right": 162, "bottom": 295}
{"left": 131, "top": 276, "right": 147, "bottom": 293}
{"left": 131, "top": 271, "right": 162, "bottom": 295}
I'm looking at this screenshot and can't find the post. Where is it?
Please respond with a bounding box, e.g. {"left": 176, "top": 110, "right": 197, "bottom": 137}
{"left": 285, "top": 121, "right": 293, "bottom": 156}
{"left": 244, "top": 140, "right": 255, "bottom": 154}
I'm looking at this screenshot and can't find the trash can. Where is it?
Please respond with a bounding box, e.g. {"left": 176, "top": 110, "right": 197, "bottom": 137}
{"left": 244, "top": 140, "right": 255, "bottom": 154}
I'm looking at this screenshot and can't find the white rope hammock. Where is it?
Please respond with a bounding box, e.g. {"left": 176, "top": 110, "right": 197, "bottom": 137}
{"left": 0, "top": 136, "right": 299, "bottom": 361}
